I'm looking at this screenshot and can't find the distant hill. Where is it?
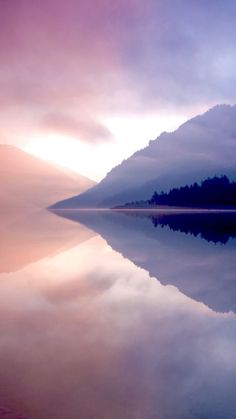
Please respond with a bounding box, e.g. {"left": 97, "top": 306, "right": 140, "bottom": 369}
{"left": 0, "top": 145, "right": 95, "bottom": 208}
{"left": 51, "top": 104, "right": 236, "bottom": 209}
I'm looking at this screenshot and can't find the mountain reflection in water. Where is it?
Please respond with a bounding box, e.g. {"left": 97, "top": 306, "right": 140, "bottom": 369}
{"left": 0, "top": 209, "right": 236, "bottom": 419}
{"left": 150, "top": 211, "right": 236, "bottom": 244}
{"left": 54, "top": 210, "right": 236, "bottom": 314}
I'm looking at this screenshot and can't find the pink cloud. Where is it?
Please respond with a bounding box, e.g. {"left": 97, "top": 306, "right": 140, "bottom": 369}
{"left": 0, "top": 0, "right": 236, "bottom": 147}
{"left": 41, "top": 112, "right": 114, "bottom": 143}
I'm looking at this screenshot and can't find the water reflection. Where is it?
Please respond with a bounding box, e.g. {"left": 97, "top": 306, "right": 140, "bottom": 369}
{"left": 55, "top": 210, "right": 236, "bottom": 314}
{"left": 0, "top": 208, "right": 94, "bottom": 273}
{"left": 0, "top": 210, "right": 236, "bottom": 418}
{"left": 150, "top": 211, "right": 236, "bottom": 244}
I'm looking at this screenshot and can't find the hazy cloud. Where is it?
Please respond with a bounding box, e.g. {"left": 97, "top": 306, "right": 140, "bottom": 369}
{"left": 41, "top": 113, "right": 114, "bottom": 143}
{"left": 0, "top": 0, "right": 236, "bottom": 146}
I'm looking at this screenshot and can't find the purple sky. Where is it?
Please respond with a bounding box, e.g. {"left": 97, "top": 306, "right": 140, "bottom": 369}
{"left": 1, "top": 0, "right": 236, "bottom": 179}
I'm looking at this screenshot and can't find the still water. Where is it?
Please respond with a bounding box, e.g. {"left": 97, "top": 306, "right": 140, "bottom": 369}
{"left": 0, "top": 209, "right": 236, "bottom": 419}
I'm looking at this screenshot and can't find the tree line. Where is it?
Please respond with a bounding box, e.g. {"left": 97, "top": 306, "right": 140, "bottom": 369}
{"left": 148, "top": 176, "right": 236, "bottom": 208}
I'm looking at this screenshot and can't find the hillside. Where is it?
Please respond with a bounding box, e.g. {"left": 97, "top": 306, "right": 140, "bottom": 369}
{"left": 51, "top": 104, "right": 236, "bottom": 209}
{"left": 0, "top": 145, "right": 95, "bottom": 208}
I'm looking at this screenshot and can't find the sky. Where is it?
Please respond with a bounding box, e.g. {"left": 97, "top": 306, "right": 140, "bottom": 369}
{"left": 1, "top": 0, "right": 236, "bottom": 180}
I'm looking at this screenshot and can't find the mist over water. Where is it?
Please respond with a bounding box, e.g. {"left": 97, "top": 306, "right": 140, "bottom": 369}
{"left": 0, "top": 209, "right": 236, "bottom": 419}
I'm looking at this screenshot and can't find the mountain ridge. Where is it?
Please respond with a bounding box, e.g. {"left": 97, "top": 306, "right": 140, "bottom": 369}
{"left": 51, "top": 104, "right": 236, "bottom": 209}
{"left": 0, "top": 144, "right": 95, "bottom": 208}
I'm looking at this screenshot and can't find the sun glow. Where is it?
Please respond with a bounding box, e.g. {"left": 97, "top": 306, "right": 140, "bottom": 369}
{"left": 25, "top": 134, "right": 102, "bottom": 181}
{"left": 25, "top": 115, "right": 187, "bottom": 181}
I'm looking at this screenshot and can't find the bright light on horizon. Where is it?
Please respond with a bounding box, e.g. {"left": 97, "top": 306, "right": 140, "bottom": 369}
{"left": 25, "top": 114, "right": 187, "bottom": 181}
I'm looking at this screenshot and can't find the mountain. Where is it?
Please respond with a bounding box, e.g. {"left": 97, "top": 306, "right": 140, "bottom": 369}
{"left": 0, "top": 145, "right": 95, "bottom": 208}
{"left": 51, "top": 104, "right": 236, "bottom": 209}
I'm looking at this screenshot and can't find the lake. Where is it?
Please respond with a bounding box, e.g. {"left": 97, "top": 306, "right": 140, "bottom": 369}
{"left": 0, "top": 209, "right": 236, "bottom": 419}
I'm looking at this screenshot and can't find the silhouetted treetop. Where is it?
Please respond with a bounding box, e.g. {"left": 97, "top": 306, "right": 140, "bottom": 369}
{"left": 147, "top": 176, "right": 236, "bottom": 208}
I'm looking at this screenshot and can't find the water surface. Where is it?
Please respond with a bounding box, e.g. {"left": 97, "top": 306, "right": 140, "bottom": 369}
{"left": 0, "top": 209, "right": 236, "bottom": 419}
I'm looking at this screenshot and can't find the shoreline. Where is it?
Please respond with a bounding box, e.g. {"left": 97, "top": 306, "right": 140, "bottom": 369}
{"left": 50, "top": 207, "right": 236, "bottom": 213}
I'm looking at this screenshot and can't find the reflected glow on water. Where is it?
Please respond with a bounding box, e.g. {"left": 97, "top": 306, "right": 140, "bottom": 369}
{"left": 0, "top": 211, "right": 236, "bottom": 418}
